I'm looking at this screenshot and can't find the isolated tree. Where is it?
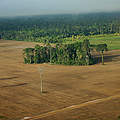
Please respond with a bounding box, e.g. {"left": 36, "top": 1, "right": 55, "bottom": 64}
{"left": 96, "top": 44, "right": 108, "bottom": 65}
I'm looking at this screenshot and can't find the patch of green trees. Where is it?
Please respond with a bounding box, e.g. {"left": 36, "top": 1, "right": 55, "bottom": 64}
{"left": 23, "top": 40, "right": 107, "bottom": 65}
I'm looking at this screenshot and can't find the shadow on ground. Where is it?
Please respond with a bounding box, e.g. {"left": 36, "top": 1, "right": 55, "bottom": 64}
{"left": 94, "top": 54, "right": 120, "bottom": 64}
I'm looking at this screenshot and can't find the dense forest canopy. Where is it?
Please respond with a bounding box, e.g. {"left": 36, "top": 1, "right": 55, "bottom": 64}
{"left": 23, "top": 40, "right": 107, "bottom": 65}
{"left": 0, "top": 12, "right": 120, "bottom": 43}
{"left": 23, "top": 40, "right": 92, "bottom": 65}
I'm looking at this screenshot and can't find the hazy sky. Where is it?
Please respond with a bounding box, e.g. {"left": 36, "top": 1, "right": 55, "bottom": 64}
{"left": 0, "top": 0, "right": 120, "bottom": 17}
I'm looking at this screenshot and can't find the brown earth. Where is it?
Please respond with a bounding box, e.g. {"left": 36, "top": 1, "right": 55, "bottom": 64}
{"left": 0, "top": 40, "right": 120, "bottom": 120}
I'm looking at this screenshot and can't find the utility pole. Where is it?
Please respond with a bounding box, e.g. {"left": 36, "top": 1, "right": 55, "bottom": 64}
{"left": 39, "top": 68, "right": 44, "bottom": 93}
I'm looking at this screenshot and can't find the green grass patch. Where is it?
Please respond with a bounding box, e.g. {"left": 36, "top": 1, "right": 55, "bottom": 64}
{"left": 89, "top": 35, "right": 120, "bottom": 50}
{"left": 64, "top": 34, "right": 120, "bottom": 50}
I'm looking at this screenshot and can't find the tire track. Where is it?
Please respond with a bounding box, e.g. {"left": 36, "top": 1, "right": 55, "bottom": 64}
{"left": 23, "top": 94, "right": 120, "bottom": 120}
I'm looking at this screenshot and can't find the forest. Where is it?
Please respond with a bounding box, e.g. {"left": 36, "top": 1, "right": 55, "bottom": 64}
{"left": 0, "top": 12, "right": 120, "bottom": 43}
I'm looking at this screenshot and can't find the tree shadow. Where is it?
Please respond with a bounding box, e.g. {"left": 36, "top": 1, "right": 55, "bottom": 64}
{"left": 93, "top": 54, "right": 120, "bottom": 64}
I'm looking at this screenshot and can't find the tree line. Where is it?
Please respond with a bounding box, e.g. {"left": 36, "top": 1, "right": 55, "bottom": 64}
{"left": 0, "top": 12, "right": 120, "bottom": 43}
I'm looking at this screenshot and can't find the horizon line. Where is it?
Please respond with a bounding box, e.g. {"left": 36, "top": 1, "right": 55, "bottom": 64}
{"left": 0, "top": 10, "right": 120, "bottom": 18}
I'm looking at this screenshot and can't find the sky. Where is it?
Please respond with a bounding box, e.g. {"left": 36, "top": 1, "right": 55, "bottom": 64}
{"left": 0, "top": 0, "right": 120, "bottom": 17}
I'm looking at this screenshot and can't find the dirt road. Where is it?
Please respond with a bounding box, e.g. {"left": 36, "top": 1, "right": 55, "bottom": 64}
{"left": 27, "top": 94, "right": 120, "bottom": 120}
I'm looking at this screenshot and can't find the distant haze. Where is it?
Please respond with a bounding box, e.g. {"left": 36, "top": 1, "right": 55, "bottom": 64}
{"left": 0, "top": 0, "right": 120, "bottom": 17}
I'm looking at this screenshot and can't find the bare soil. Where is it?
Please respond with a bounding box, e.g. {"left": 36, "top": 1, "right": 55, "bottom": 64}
{"left": 0, "top": 40, "right": 120, "bottom": 120}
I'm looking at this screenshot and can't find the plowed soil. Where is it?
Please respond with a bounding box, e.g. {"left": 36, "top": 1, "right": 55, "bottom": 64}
{"left": 0, "top": 40, "right": 120, "bottom": 120}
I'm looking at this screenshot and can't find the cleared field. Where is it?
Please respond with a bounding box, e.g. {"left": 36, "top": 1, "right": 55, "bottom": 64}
{"left": 0, "top": 40, "right": 120, "bottom": 120}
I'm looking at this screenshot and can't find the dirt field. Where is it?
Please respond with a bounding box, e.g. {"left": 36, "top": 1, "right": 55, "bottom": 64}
{"left": 0, "top": 40, "right": 120, "bottom": 120}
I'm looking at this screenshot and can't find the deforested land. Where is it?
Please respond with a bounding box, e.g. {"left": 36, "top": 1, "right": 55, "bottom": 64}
{"left": 0, "top": 12, "right": 120, "bottom": 120}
